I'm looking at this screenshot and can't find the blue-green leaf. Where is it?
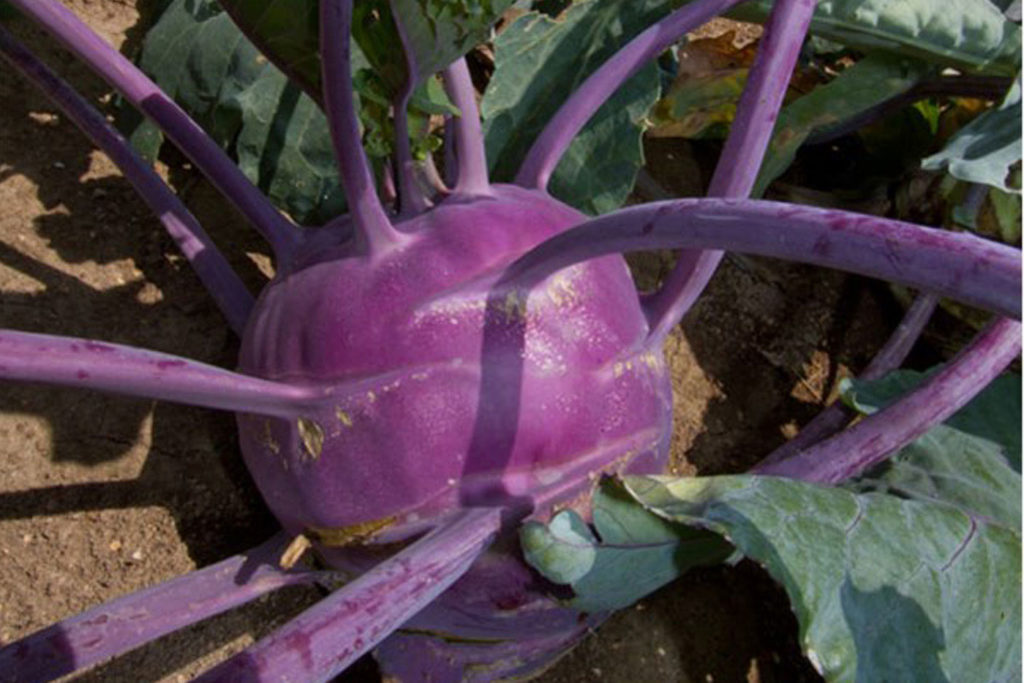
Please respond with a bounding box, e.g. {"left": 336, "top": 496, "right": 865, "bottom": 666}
{"left": 128, "top": 0, "right": 265, "bottom": 158}
{"left": 754, "top": 55, "right": 933, "bottom": 196}
{"left": 626, "top": 474, "right": 1021, "bottom": 682}
{"left": 521, "top": 480, "right": 732, "bottom": 612}
{"left": 521, "top": 509, "right": 598, "bottom": 585}
{"left": 922, "top": 75, "right": 1022, "bottom": 193}
{"left": 841, "top": 369, "right": 1022, "bottom": 530}
{"left": 730, "top": 0, "right": 1021, "bottom": 76}
{"left": 233, "top": 69, "right": 347, "bottom": 226}
{"left": 842, "top": 370, "right": 1022, "bottom": 469}
{"left": 217, "top": 0, "right": 510, "bottom": 101}
{"left": 481, "top": 0, "right": 665, "bottom": 215}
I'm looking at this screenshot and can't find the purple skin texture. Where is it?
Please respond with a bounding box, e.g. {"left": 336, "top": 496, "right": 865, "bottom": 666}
{"left": 237, "top": 184, "right": 674, "bottom": 539}
{"left": 3, "top": 0, "right": 1023, "bottom": 680}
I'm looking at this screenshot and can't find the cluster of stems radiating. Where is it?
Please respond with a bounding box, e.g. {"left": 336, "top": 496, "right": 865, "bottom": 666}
{"left": 0, "top": 0, "right": 1020, "bottom": 680}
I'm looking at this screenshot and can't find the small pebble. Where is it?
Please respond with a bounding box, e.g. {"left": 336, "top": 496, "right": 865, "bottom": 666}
{"left": 131, "top": 550, "right": 144, "bottom": 561}
{"left": 109, "top": 540, "right": 122, "bottom": 552}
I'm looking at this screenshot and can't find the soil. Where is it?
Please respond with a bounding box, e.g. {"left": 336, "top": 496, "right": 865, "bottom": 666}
{"left": 0, "top": 4, "right": 912, "bottom": 682}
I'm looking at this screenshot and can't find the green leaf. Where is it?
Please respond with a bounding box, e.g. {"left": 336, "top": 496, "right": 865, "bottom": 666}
{"left": 754, "top": 55, "right": 932, "bottom": 196}
{"left": 941, "top": 175, "right": 1022, "bottom": 244}
{"left": 521, "top": 480, "right": 732, "bottom": 612}
{"left": 626, "top": 474, "right": 1022, "bottom": 682}
{"left": 0, "top": 1, "right": 20, "bottom": 22}
{"left": 852, "top": 424, "right": 1022, "bottom": 532}
{"left": 218, "top": 0, "right": 509, "bottom": 101}
{"left": 481, "top": 0, "right": 666, "bottom": 215}
{"left": 128, "top": 0, "right": 266, "bottom": 157}
{"left": 988, "top": 179, "right": 1023, "bottom": 243}
{"left": 649, "top": 68, "right": 749, "bottom": 140}
{"left": 217, "top": 0, "right": 321, "bottom": 98}
{"left": 839, "top": 369, "right": 1022, "bottom": 532}
{"left": 842, "top": 370, "right": 1022, "bottom": 469}
{"left": 362, "top": 0, "right": 515, "bottom": 95}
{"left": 233, "top": 69, "right": 347, "bottom": 225}
{"left": 730, "top": 0, "right": 1022, "bottom": 76}
{"left": 922, "top": 74, "right": 1022, "bottom": 193}
{"left": 521, "top": 509, "right": 598, "bottom": 585}
{"left": 132, "top": 0, "right": 396, "bottom": 222}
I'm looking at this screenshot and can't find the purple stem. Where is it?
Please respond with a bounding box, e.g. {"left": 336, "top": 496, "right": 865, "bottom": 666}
{"left": 757, "top": 292, "right": 940, "bottom": 467}
{"left": 443, "top": 114, "right": 459, "bottom": 188}
{"left": 419, "top": 152, "right": 448, "bottom": 196}
{"left": 0, "top": 534, "right": 330, "bottom": 681}
{"left": 0, "top": 329, "right": 329, "bottom": 418}
{"left": 0, "top": 26, "right": 253, "bottom": 336}
{"left": 320, "top": 0, "right": 404, "bottom": 255}
{"left": 392, "top": 88, "right": 432, "bottom": 214}
{"left": 382, "top": 160, "right": 398, "bottom": 207}
{"left": 195, "top": 507, "right": 502, "bottom": 682}
{"left": 755, "top": 316, "right": 1022, "bottom": 483}
{"left": 389, "top": 2, "right": 431, "bottom": 215}
{"left": 643, "top": 0, "right": 816, "bottom": 342}
{"left": 497, "top": 198, "right": 1021, "bottom": 320}
{"left": 514, "top": 0, "right": 747, "bottom": 190}
{"left": 442, "top": 58, "right": 491, "bottom": 196}
{"left": 8, "top": 0, "right": 298, "bottom": 259}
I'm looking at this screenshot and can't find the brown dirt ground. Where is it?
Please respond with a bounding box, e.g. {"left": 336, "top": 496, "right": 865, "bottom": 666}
{"left": 0, "top": 4, "right": 910, "bottom": 682}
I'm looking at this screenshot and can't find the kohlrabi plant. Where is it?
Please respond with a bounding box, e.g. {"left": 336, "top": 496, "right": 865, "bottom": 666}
{"left": 0, "top": 0, "right": 1020, "bottom": 680}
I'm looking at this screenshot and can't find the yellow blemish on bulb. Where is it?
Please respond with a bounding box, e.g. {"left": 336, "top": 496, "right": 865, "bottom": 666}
{"left": 335, "top": 408, "right": 353, "bottom": 428}
{"left": 297, "top": 418, "right": 325, "bottom": 460}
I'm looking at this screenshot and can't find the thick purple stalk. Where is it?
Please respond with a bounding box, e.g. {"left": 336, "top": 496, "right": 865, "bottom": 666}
{"left": 0, "top": 534, "right": 329, "bottom": 681}
{"left": 515, "top": 0, "right": 747, "bottom": 189}
{"left": 195, "top": 507, "right": 502, "bottom": 682}
{"left": 320, "top": 0, "right": 404, "bottom": 254}
{"left": 8, "top": 0, "right": 298, "bottom": 258}
{"left": 390, "top": 2, "right": 431, "bottom": 214}
{"left": 757, "top": 293, "right": 939, "bottom": 467}
{"left": 497, "top": 198, "right": 1021, "bottom": 319}
{"left": 0, "top": 26, "right": 253, "bottom": 336}
{"left": 755, "top": 316, "right": 1022, "bottom": 483}
{"left": 0, "top": 329, "right": 330, "bottom": 418}
{"left": 442, "top": 58, "right": 491, "bottom": 196}
{"left": 644, "top": 0, "right": 816, "bottom": 341}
